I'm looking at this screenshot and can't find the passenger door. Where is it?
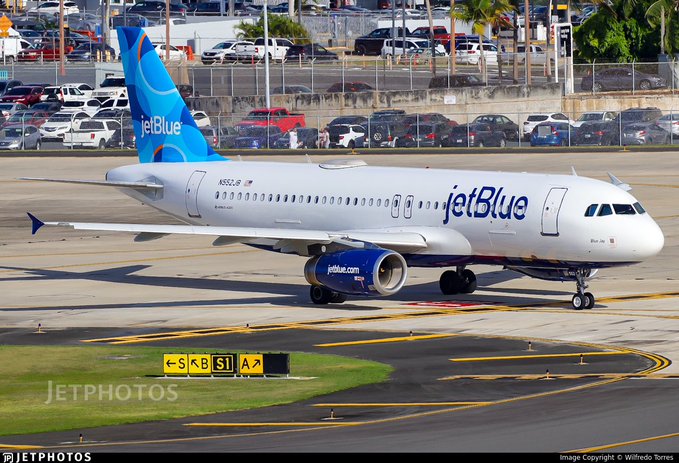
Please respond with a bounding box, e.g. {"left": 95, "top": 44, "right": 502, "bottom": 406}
{"left": 541, "top": 187, "right": 568, "bottom": 236}
{"left": 185, "top": 170, "right": 207, "bottom": 218}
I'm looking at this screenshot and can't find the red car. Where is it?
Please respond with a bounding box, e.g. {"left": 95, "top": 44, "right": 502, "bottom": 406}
{"left": 17, "top": 45, "right": 74, "bottom": 62}
{"left": 0, "top": 109, "right": 50, "bottom": 128}
{"left": 0, "top": 86, "right": 44, "bottom": 106}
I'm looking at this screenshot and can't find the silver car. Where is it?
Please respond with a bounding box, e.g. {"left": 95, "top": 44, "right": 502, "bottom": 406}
{"left": 0, "top": 124, "right": 41, "bottom": 150}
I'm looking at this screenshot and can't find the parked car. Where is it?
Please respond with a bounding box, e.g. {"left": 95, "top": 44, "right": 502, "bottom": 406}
{"left": 328, "top": 124, "right": 366, "bottom": 149}
{"left": 0, "top": 109, "right": 50, "bottom": 128}
{"left": 573, "top": 111, "right": 617, "bottom": 127}
{"left": 93, "top": 108, "right": 131, "bottom": 121}
{"left": 402, "top": 113, "right": 453, "bottom": 128}
{"left": 0, "top": 102, "right": 28, "bottom": 118}
{"left": 429, "top": 74, "right": 485, "bottom": 88}
{"left": 66, "top": 42, "right": 116, "bottom": 61}
{"left": 581, "top": 67, "right": 667, "bottom": 92}
{"left": 446, "top": 123, "right": 507, "bottom": 147}
{"left": 621, "top": 122, "right": 670, "bottom": 145}
{"left": 233, "top": 125, "right": 283, "bottom": 149}
{"left": 0, "top": 124, "right": 41, "bottom": 150}
{"left": 92, "top": 76, "right": 127, "bottom": 102}
{"left": 455, "top": 42, "right": 499, "bottom": 65}
{"left": 271, "top": 85, "right": 313, "bottom": 94}
{"left": 656, "top": 113, "right": 679, "bottom": 136}
{"left": 396, "top": 122, "right": 452, "bottom": 147}
{"left": 17, "top": 44, "right": 74, "bottom": 62}
{"left": 472, "top": 114, "right": 519, "bottom": 140}
{"left": 188, "top": 2, "right": 223, "bottom": 15}
{"left": 615, "top": 107, "right": 663, "bottom": 127}
{"left": 362, "top": 120, "right": 408, "bottom": 148}
{"left": 522, "top": 113, "right": 572, "bottom": 141}
{"left": 177, "top": 84, "right": 198, "bottom": 100}
{"left": 502, "top": 44, "right": 553, "bottom": 66}
{"left": 39, "top": 111, "right": 90, "bottom": 141}
{"left": 410, "top": 25, "right": 451, "bottom": 46}
{"left": 31, "top": 102, "right": 62, "bottom": 115}
{"left": 60, "top": 98, "right": 102, "bottom": 116}
{"left": 200, "top": 40, "right": 253, "bottom": 64}
{"left": 191, "top": 110, "right": 211, "bottom": 128}
{"left": 99, "top": 97, "right": 129, "bottom": 111}
{"left": 152, "top": 43, "right": 186, "bottom": 60}
{"left": 0, "top": 86, "right": 44, "bottom": 106}
{"left": 530, "top": 122, "right": 574, "bottom": 146}
{"left": 63, "top": 119, "right": 121, "bottom": 149}
{"left": 353, "top": 27, "right": 410, "bottom": 56}
{"left": 572, "top": 121, "right": 620, "bottom": 146}
{"left": 326, "top": 82, "right": 373, "bottom": 93}
{"left": 0, "top": 79, "right": 23, "bottom": 97}
{"left": 41, "top": 85, "right": 89, "bottom": 103}
{"left": 106, "top": 121, "right": 135, "bottom": 149}
{"left": 380, "top": 38, "right": 446, "bottom": 59}
{"left": 126, "top": 1, "right": 187, "bottom": 17}
{"left": 218, "top": 126, "right": 239, "bottom": 149}
{"left": 285, "top": 44, "right": 338, "bottom": 61}
{"left": 236, "top": 107, "right": 305, "bottom": 132}
{"left": 273, "top": 128, "right": 319, "bottom": 149}
{"left": 369, "top": 109, "right": 407, "bottom": 124}
{"left": 328, "top": 115, "right": 367, "bottom": 127}
{"left": 28, "top": 1, "right": 79, "bottom": 15}
{"left": 200, "top": 125, "right": 221, "bottom": 148}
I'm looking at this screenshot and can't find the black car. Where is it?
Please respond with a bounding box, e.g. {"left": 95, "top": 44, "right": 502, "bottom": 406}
{"left": 106, "top": 121, "right": 135, "bottom": 149}
{"left": 285, "top": 44, "right": 338, "bottom": 61}
{"left": 273, "top": 128, "right": 319, "bottom": 149}
{"left": 368, "top": 109, "right": 406, "bottom": 125}
{"left": 429, "top": 74, "right": 486, "bottom": 89}
{"left": 233, "top": 126, "right": 282, "bottom": 149}
{"left": 328, "top": 115, "right": 367, "bottom": 127}
{"left": 66, "top": 42, "right": 116, "bottom": 61}
{"left": 362, "top": 120, "right": 408, "bottom": 148}
{"left": 353, "top": 27, "right": 409, "bottom": 56}
{"left": 581, "top": 67, "right": 667, "bottom": 92}
{"left": 446, "top": 123, "right": 507, "bottom": 147}
{"left": 126, "top": 1, "right": 187, "bottom": 17}
{"left": 0, "top": 79, "right": 23, "bottom": 97}
{"left": 472, "top": 114, "right": 520, "bottom": 141}
{"left": 403, "top": 113, "right": 452, "bottom": 128}
{"left": 271, "top": 85, "right": 313, "bottom": 94}
{"left": 31, "top": 101, "right": 62, "bottom": 114}
{"left": 573, "top": 121, "right": 620, "bottom": 146}
{"left": 395, "top": 122, "right": 451, "bottom": 147}
{"left": 621, "top": 122, "right": 670, "bottom": 145}
{"left": 187, "top": 2, "right": 223, "bottom": 15}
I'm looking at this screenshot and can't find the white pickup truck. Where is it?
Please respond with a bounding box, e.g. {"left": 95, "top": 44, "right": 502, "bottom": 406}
{"left": 63, "top": 119, "right": 120, "bottom": 149}
{"left": 502, "top": 44, "right": 554, "bottom": 66}
{"left": 240, "top": 37, "right": 294, "bottom": 62}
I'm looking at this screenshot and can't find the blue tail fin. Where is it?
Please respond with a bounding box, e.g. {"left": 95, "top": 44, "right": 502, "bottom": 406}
{"left": 117, "top": 27, "right": 227, "bottom": 163}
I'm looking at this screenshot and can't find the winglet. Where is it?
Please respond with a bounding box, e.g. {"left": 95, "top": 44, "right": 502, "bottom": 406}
{"left": 27, "top": 212, "right": 45, "bottom": 235}
{"left": 607, "top": 172, "right": 632, "bottom": 191}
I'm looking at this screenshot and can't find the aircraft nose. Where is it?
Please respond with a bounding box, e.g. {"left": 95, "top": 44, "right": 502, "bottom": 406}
{"left": 635, "top": 219, "right": 664, "bottom": 259}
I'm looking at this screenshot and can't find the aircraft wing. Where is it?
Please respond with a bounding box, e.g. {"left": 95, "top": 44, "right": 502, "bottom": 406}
{"left": 27, "top": 213, "right": 429, "bottom": 254}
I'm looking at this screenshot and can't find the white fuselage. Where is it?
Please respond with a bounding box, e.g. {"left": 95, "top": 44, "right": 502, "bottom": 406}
{"left": 106, "top": 160, "right": 664, "bottom": 269}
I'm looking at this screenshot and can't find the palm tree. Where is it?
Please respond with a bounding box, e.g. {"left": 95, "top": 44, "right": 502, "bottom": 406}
{"left": 646, "top": 0, "right": 676, "bottom": 54}
{"left": 454, "top": 0, "right": 513, "bottom": 83}
{"left": 236, "top": 13, "right": 311, "bottom": 44}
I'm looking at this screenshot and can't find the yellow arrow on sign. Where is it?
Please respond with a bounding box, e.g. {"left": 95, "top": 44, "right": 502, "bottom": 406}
{"left": 188, "top": 354, "right": 212, "bottom": 375}
{"left": 163, "top": 354, "right": 188, "bottom": 375}
{"left": 239, "top": 354, "right": 263, "bottom": 375}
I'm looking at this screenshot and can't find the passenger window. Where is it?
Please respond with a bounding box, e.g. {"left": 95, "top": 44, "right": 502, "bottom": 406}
{"left": 276, "top": 194, "right": 281, "bottom": 202}
{"left": 434, "top": 201, "right": 439, "bottom": 209}
{"left": 353, "top": 198, "right": 358, "bottom": 206}
{"left": 237, "top": 192, "right": 242, "bottom": 200}
{"left": 244, "top": 193, "right": 249, "bottom": 201}
{"left": 346, "top": 197, "right": 350, "bottom": 205}
{"left": 221, "top": 192, "right": 226, "bottom": 200}
{"left": 633, "top": 202, "right": 646, "bottom": 214}
{"left": 613, "top": 204, "right": 636, "bottom": 215}
{"left": 268, "top": 194, "right": 273, "bottom": 202}
{"left": 426, "top": 201, "right": 431, "bottom": 209}
{"left": 361, "top": 198, "right": 366, "bottom": 206}
{"left": 291, "top": 195, "right": 295, "bottom": 202}
{"left": 584, "top": 204, "right": 598, "bottom": 217}
{"left": 215, "top": 192, "right": 219, "bottom": 199}
{"left": 598, "top": 204, "right": 613, "bottom": 216}
{"left": 377, "top": 199, "right": 382, "bottom": 207}
{"left": 418, "top": 201, "right": 423, "bottom": 209}
{"left": 322, "top": 196, "right": 327, "bottom": 204}
{"left": 230, "top": 192, "right": 234, "bottom": 200}
{"left": 369, "top": 198, "right": 374, "bottom": 206}
{"left": 330, "top": 197, "right": 334, "bottom": 205}
{"left": 385, "top": 199, "right": 390, "bottom": 207}
{"left": 338, "top": 196, "right": 342, "bottom": 204}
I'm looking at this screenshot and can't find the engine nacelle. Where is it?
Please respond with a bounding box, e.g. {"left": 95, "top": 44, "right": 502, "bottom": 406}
{"left": 508, "top": 267, "right": 598, "bottom": 281}
{"left": 304, "top": 249, "right": 408, "bottom": 296}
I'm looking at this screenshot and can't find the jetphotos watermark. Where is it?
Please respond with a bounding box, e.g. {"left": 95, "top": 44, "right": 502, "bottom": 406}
{"left": 45, "top": 381, "right": 178, "bottom": 405}
{"left": 3, "top": 453, "right": 91, "bottom": 463}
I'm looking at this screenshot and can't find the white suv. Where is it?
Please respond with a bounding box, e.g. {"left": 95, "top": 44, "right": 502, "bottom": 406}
{"left": 455, "top": 42, "right": 498, "bottom": 65}
{"left": 328, "top": 124, "right": 366, "bottom": 149}
{"left": 381, "top": 38, "right": 446, "bottom": 59}
{"left": 522, "top": 112, "right": 573, "bottom": 140}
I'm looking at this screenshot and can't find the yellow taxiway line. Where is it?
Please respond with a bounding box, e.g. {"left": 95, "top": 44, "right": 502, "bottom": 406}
{"left": 315, "top": 333, "right": 454, "bottom": 348}
{"left": 569, "top": 431, "right": 679, "bottom": 453}
{"left": 0, "top": 444, "right": 43, "bottom": 450}
{"left": 449, "top": 351, "right": 630, "bottom": 362}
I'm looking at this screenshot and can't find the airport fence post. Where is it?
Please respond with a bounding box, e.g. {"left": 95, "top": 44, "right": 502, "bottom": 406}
{"left": 375, "top": 59, "right": 378, "bottom": 92}
{"left": 281, "top": 57, "right": 286, "bottom": 92}
{"left": 409, "top": 55, "right": 413, "bottom": 91}
{"left": 416, "top": 113, "right": 420, "bottom": 148}
{"left": 210, "top": 67, "right": 213, "bottom": 97}
{"left": 632, "top": 60, "right": 636, "bottom": 96}
{"left": 310, "top": 58, "right": 314, "bottom": 94}
{"left": 255, "top": 63, "right": 259, "bottom": 96}
{"left": 191, "top": 67, "right": 196, "bottom": 98}
{"left": 341, "top": 54, "right": 345, "bottom": 90}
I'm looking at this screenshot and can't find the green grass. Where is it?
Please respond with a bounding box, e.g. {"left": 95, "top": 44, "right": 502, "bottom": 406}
{"left": 0, "top": 345, "right": 392, "bottom": 436}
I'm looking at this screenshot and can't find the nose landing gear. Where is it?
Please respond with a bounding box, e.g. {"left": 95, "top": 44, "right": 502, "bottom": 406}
{"left": 572, "top": 268, "right": 595, "bottom": 310}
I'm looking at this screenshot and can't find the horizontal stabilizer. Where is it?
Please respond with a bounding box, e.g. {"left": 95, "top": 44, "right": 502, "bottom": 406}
{"left": 19, "top": 177, "right": 164, "bottom": 190}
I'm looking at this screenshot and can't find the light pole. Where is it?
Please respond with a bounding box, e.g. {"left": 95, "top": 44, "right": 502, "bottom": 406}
{"left": 59, "top": 0, "right": 64, "bottom": 76}
{"left": 165, "top": 0, "right": 170, "bottom": 61}
{"left": 264, "top": 1, "right": 270, "bottom": 109}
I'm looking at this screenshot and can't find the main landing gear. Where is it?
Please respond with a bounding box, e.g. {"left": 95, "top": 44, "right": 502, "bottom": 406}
{"left": 309, "top": 285, "right": 347, "bottom": 304}
{"left": 572, "top": 268, "right": 595, "bottom": 310}
{"left": 439, "top": 267, "right": 477, "bottom": 295}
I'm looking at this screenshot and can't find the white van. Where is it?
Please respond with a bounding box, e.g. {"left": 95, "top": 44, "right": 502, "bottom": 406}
{"left": 0, "top": 37, "right": 32, "bottom": 63}
{"left": 381, "top": 38, "right": 446, "bottom": 59}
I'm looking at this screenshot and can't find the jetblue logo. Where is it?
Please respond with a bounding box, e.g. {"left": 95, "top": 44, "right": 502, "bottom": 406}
{"left": 443, "top": 185, "right": 528, "bottom": 224}
{"left": 140, "top": 115, "right": 181, "bottom": 138}
{"left": 327, "top": 265, "right": 360, "bottom": 275}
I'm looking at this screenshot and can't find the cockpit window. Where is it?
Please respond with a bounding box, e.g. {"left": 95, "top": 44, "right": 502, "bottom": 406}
{"left": 613, "top": 204, "right": 636, "bottom": 215}
{"left": 633, "top": 202, "right": 646, "bottom": 214}
{"left": 598, "top": 204, "right": 613, "bottom": 216}
{"left": 585, "top": 204, "right": 598, "bottom": 217}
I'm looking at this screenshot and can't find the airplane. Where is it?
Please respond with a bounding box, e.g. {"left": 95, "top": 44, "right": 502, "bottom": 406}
{"left": 23, "top": 27, "right": 664, "bottom": 310}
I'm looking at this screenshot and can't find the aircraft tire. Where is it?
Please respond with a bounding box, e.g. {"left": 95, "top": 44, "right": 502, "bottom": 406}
{"left": 439, "top": 270, "right": 462, "bottom": 295}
